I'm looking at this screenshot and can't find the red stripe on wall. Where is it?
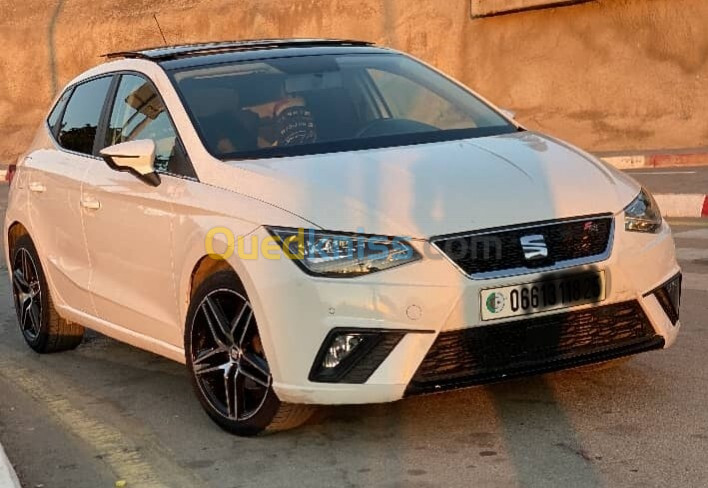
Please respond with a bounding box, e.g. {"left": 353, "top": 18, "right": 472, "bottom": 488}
{"left": 702, "top": 196, "right": 708, "bottom": 217}
{"left": 648, "top": 153, "right": 708, "bottom": 168}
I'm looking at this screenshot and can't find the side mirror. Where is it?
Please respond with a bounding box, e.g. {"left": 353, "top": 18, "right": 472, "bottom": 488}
{"left": 99, "top": 140, "right": 161, "bottom": 187}
{"left": 500, "top": 108, "right": 516, "bottom": 120}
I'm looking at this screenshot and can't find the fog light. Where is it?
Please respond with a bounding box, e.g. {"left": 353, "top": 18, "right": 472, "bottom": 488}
{"left": 664, "top": 275, "right": 681, "bottom": 310}
{"left": 322, "top": 334, "right": 365, "bottom": 369}
{"left": 309, "top": 329, "right": 412, "bottom": 384}
{"left": 647, "top": 273, "right": 682, "bottom": 326}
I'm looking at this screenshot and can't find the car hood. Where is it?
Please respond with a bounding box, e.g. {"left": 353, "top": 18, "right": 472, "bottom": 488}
{"left": 224, "top": 132, "right": 640, "bottom": 238}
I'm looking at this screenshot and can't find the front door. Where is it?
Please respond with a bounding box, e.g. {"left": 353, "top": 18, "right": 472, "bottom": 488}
{"left": 81, "top": 73, "right": 193, "bottom": 347}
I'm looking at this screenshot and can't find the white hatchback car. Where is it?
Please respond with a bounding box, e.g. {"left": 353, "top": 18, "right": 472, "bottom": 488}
{"left": 5, "top": 39, "right": 681, "bottom": 436}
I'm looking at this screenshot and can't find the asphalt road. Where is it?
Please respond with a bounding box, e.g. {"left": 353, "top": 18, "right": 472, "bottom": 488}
{"left": 1, "top": 184, "right": 707, "bottom": 488}
{"left": 626, "top": 165, "right": 708, "bottom": 195}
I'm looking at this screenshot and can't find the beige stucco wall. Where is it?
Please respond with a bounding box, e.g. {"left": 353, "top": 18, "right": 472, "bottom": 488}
{"left": 0, "top": 0, "right": 706, "bottom": 163}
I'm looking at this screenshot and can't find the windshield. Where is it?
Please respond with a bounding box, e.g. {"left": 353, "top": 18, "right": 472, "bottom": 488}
{"left": 170, "top": 53, "right": 517, "bottom": 160}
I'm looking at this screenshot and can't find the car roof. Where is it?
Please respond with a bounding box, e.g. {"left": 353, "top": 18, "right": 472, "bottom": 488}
{"left": 104, "top": 38, "right": 377, "bottom": 62}
{"left": 66, "top": 39, "right": 397, "bottom": 92}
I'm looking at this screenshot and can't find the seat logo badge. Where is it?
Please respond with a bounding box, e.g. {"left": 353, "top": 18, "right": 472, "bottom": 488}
{"left": 486, "top": 292, "right": 505, "bottom": 314}
{"left": 520, "top": 234, "right": 548, "bottom": 260}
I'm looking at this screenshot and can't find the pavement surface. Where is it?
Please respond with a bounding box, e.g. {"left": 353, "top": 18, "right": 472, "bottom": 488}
{"left": 0, "top": 185, "right": 707, "bottom": 487}
{"left": 626, "top": 166, "right": 708, "bottom": 196}
{"left": 626, "top": 166, "right": 708, "bottom": 218}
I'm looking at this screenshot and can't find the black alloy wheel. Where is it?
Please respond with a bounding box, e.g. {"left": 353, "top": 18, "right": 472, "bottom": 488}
{"left": 186, "top": 270, "right": 314, "bottom": 436}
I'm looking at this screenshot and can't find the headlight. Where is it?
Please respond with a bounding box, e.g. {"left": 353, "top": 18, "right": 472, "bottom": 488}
{"left": 267, "top": 227, "right": 421, "bottom": 277}
{"left": 624, "top": 188, "right": 662, "bottom": 233}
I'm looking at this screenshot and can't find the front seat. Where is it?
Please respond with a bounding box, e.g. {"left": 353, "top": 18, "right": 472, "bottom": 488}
{"left": 184, "top": 85, "right": 259, "bottom": 154}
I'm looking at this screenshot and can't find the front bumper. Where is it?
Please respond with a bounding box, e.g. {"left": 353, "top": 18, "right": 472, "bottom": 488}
{"left": 405, "top": 299, "right": 665, "bottom": 395}
{"left": 235, "top": 218, "right": 681, "bottom": 405}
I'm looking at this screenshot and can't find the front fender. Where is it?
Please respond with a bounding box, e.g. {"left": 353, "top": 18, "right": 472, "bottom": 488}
{"left": 171, "top": 179, "right": 312, "bottom": 343}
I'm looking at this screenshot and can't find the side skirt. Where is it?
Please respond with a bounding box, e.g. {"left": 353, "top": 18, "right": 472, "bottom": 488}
{"left": 55, "top": 304, "right": 186, "bottom": 364}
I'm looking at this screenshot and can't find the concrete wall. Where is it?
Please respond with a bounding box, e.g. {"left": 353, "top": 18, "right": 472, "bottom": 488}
{"left": 1, "top": 0, "right": 706, "bottom": 163}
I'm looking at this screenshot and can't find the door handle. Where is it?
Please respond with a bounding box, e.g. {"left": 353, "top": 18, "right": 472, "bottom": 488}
{"left": 80, "top": 198, "right": 101, "bottom": 210}
{"left": 28, "top": 182, "right": 46, "bottom": 193}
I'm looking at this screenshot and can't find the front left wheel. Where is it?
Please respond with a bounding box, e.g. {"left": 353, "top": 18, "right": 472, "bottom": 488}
{"left": 185, "top": 270, "right": 314, "bottom": 436}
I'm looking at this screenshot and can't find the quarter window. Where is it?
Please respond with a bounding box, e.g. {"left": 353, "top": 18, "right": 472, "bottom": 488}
{"left": 47, "top": 88, "right": 73, "bottom": 135}
{"left": 104, "top": 74, "right": 180, "bottom": 173}
{"left": 57, "top": 77, "right": 112, "bottom": 155}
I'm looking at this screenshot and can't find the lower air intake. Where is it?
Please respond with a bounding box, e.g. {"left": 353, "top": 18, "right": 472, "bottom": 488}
{"left": 406, "top": 300, "right": 662, "bottom": 396}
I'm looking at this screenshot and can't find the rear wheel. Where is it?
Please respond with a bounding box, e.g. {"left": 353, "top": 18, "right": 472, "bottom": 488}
{"left": 185, "top": 270, "right": 314, "bottom": 436}
{"left": 11, "top": 234, "right": 84, "bottom": 353}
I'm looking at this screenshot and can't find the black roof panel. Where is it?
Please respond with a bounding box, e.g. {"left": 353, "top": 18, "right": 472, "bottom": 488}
{"left": 159, "top": 45, "right": 394, "bottom": 71}
{"left": 104, "top": 38, "right": 376, "bottom": 61}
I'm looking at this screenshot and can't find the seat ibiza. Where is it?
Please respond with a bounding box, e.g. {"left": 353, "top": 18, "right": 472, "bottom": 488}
{"left": 4, "top": 39, "right": 681, "bottom": 436}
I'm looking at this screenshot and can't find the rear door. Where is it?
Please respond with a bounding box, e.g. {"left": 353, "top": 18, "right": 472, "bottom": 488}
{"left": 81, "top": 73, "right": 196, "bottom": 347}
{"left": 25, "top": 76, "right": 113, "bottom": 314}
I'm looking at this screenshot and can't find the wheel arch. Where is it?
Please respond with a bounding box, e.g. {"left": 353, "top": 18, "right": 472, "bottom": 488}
{"left": 7, "top": 220, "right": 30, "bottom": 257}
{"left": 5, "top": 220, "right": 69, "bottom": 313}
{"left": 189, "top": 255, "right": 236, "bottom": 298}
{"left": 179, "top": 249, "right": 284, "bottom": 381}
{"left": 180, "top": 255, "right": 232, "bottom": 328}
{"left": 178, "top": 221, "right": 269, "bottom": 327}
{"left": 179, "top": 252, "right": 254, "bottom": 329}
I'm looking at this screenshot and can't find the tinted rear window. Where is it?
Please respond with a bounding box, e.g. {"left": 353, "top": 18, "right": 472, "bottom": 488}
{"left": 58, "top": 77, "right": 112, "bottom": 155}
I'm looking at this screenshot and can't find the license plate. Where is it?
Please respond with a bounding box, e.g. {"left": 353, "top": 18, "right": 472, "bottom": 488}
{"left": 480, "top": 271, "right": 606, "bottom": 321}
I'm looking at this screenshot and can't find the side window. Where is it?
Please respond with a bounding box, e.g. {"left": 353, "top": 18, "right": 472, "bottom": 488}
{"left": 366, "top": 69, "right": 473, "bottom": 130}
{"left": 105, "top": 74, "right": 182, "bottom": 174}
{"left": 58, "top": 77, "right": 112, "bottom": 155}
{"left": 47, "top": 88, "right": 73, "bottom": 135}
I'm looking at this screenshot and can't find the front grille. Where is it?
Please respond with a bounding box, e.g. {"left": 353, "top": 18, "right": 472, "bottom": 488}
{"left": 406, "top": 301, "right": 661, "bottom": 395}
{"left": 433, "top": 215, "right": 613, "bottom": 278}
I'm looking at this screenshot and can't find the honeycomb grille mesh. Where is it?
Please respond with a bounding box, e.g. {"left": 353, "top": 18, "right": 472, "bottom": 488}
{"left": 407, "top": 301, "right": 659, "bottom": 394}
{"left": 434, "top": 216, "right": 613, "bottom": 277}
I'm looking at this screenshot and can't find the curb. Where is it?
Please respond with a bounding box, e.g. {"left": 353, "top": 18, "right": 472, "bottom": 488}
{"left": 599, "top": 149, "right": 708, "bottom": 170}
{"left": 655, "top": 194, "right": 708, "bottom": 219}
{"left": 0, "top": 442, "right": 21, "bottom": 488}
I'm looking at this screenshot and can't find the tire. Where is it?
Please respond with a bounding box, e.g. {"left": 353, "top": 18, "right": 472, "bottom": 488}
{"left": 185, "top": 270, "right": 315, "bottom": 436}
{"left": 10, "top": 234, "right": 84, "bottom": 353}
